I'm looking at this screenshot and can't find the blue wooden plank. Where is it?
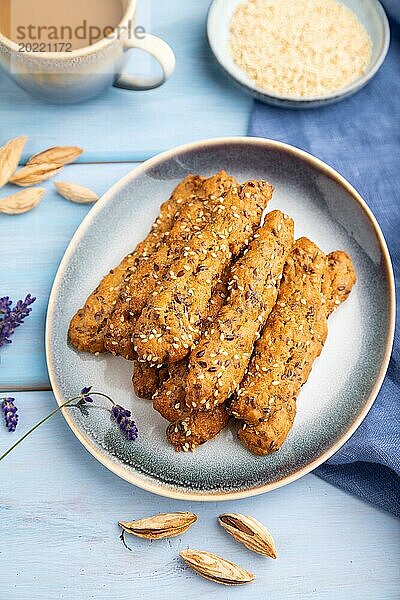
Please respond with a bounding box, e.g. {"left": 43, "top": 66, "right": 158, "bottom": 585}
{"left": 0, "top": 391, "right": 398, "bottom": 600}
{"left": 0, "top": 1, "right": 251, "bottom": 163}
{"left": 0, "top": 162, "right": 137, "bottom": 390}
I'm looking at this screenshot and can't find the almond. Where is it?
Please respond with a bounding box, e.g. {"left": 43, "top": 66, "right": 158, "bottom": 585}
{"left": 0, "top": 188, "right": 45, "bottom": 215}
{"left": 10, "top": 163, "right": 63, "bottom": 187}
{"left": 54, "top": 181, "right": 98, "bottom": 204}
{"left": 0, "top": 136, "right": 28, "bottom": 188}
{"left": 27, "top": 146, "right": 83, "bottom": 166}
{"left": 218, "top": 513, "right": 277, "bottom": 558}
{"left": 180, "top": 549, "right": 255, "bottom": 586}
{"left": 118, "top": 512, "right": 197, "bottom": 540}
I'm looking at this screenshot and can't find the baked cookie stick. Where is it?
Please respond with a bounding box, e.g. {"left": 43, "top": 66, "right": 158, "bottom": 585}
{"left": 166, "top": 405, "right": 230, "bottom": 452}
{"left": 325, "top": 251, "right": 356, "bottom": 313}
{"left": 69, "top": 174, "right": 204, "bottom": 354}
{"left": 153, "top": 274, "right": 231, "bottom": 450}
{"left": 134, "top": 266, "right": 229, "bottom": 404}
{"left": 135, "top": 276, "right": 229, "bottom": 404}
{"left": 133, "top": 180, "right": 274, "bottom": 365}
{"left": 152, "top": 274, "right": 229, "bottom": 420}
{"left": 231, "top": 237, "right": 328, "bottom": 427}
{"left": 233, "top": 245, "right": 356, "bottom": 456}
{"left": 105, "top": 172, "right": 237, "bottom": 360}
{"left": 132, "top": 361, "right": 168, "bottom": 401}
{"left": 152, "top": 360, "right": 189, "bottom": 421}
{"left": 185, "top": 210, "right": 294, "bottom": 411}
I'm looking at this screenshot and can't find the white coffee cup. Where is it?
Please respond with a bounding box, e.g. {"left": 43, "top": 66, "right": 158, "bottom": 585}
{"left": 0, "top": 0, "right": 175, "bottom": 103}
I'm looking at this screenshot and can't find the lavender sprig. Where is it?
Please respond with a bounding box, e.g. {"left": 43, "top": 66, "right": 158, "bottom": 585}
{"left": 112, "top": 405, "right": 139, "bottom": 441}
{"left": 0, "top": 387, "right": 138, "bottom": 462}
{"left": 0, "top": 294, "right": 36, "bottom": 347}
{"left": 1, "top": 398, "right": 18, "bottom": 432}
{"left": 0, "top": 297, "right": 12, "bottom": 318}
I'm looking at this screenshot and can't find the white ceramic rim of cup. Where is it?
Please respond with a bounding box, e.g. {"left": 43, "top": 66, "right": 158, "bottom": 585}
{"left": 207, "top": 0, "right": 391, "bottom": 104}
{"left": 0, "top": 0, "right": 136, "bottom": 59}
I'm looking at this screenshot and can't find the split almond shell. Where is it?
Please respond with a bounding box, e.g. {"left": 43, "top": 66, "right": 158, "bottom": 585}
{"left": 10, "top": 163, "right": 63, "bottom": 187}
{"left": 218, "top": 513, "right": 277, "bottom": 558}
{"left": 27, "top": 146, "right": 83, "bottom": 166}
{"left": 118, "top": 511, "right": 197, "bottom": 539}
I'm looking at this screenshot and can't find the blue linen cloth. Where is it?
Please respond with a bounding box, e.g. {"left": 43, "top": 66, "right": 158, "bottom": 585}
{"left": 249, "top": 2, "right": 399, "bottom": 516}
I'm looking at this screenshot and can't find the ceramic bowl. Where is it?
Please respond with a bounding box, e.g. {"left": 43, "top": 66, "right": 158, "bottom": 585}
{"left": 46, "top": 137, "right": 395, "bottom": 500}
{"left": 207, "top": 0, "right": 390, "bottom": 108}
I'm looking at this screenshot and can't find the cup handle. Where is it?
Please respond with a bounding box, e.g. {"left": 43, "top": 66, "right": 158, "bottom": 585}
{"left": 114, "top": 33, "right": 176, "bottom": 91}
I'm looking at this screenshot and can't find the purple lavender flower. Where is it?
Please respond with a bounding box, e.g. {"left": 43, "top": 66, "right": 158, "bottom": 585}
{"left": 112, "top": 405, "right": 139, "bottom": 441}
{"left": 0, "top": 297, "right": 12, "bottom": 317}
{"left": 1, "top": 398, "right": 18, "bottom": 432}
{"left": 0, "top": 294, "right": 36, "bottom": 347}
{"left": 80, "top": 386, "right": 93, "bottom": 402}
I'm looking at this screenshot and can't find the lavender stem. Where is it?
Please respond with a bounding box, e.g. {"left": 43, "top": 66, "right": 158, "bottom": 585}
{"left": 0, "top": 395, "right": 81, "bottom": 462}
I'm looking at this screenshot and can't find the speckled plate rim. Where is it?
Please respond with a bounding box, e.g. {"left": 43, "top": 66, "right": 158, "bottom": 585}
{"left": 46, "top": 137, "right": 395, "bottom": 501}
{"left": 206, "top": 0, "right": 390, "bottom": 107}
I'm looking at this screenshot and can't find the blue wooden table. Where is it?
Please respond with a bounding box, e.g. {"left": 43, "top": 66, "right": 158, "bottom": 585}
{"left": 0, "top": 2, "right": 399, "bottom": 599}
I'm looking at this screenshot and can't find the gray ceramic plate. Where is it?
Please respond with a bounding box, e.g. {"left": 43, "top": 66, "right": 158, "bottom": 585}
{"left": 207, "top": 0, "right": 390, "bottom": 108}
{"left": 46, "top": 138, "right": 395, "bottom": 501}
